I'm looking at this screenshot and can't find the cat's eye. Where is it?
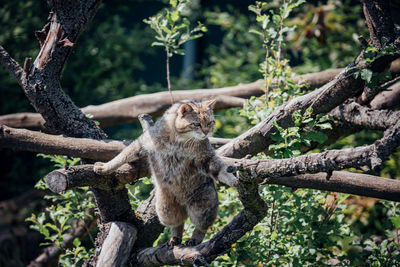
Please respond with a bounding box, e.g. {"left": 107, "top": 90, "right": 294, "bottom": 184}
{"left": 208, "top": 121, "right": 215, "bottom": 126}
{"left": 192, "top": 122, "right": 201, "bottom": 127}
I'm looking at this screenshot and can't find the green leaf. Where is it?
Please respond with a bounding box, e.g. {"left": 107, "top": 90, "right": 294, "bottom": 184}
{"left": 171, "top": 11, "right": 179, "bottom": 22}
{"left": 73, "top": 237, "right": 81, "bottom": 248}
{"left": 249, "top": 29, "right": 264, "bottom": 37}
{"left": 304, "top": 131, "right": 328, "bottom": 144}
{"left": 174, "top": 49, "right": 186, "bottom": 55}
{"left": 151, "top": 41, "right": 165, "bottom": 47}
{"left": 391, "top": 215, "right": 400, "bottom": 228}
{"left": 169, "top": 0, "right": 177, "bottom": 7}
{"left": 248, "top": 5, "right": 260, "bottom": 15}
{"left": 360, "top": 68, "right": 373, "bottom": 83}
{"left": 337, "top": 194, "right": 350, "bottom": 205}
{"left": 316, "top": 123, "right": 332, "bottom": 130}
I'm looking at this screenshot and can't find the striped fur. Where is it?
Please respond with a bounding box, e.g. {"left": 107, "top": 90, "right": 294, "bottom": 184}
{"left": 94, "top": 99, "right": 238, "bottom": 246}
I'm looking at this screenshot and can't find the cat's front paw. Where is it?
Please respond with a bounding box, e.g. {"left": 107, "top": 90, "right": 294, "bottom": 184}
{"left": 93, "top": 162, "right": 112, "bottom": 175}
{"left": 226, "top": 173, "right": 239, "bottom": 187}
{"left": 167, "top": 236, "right": 182, "bottom": 247}
{"left": 219, "top": 171, "right": 239, "bottom": 187}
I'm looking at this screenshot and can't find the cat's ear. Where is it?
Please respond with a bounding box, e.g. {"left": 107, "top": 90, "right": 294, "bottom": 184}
{"left": 178, "top": 103, "right": 193, "bottom": 117}
{"left": 204, "top": 98, "right": 217, "bottom": 110}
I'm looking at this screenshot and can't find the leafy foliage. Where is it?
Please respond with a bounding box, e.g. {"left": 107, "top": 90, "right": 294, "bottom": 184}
{"left": 241, "top": 0, "right": 307, "bottom": 124}
{"left": 269, "top": 107, "right": 332, "bottom": 158}
{"left": 26, "top": 155, "right": 95, "bottom": 266}
{"left": 144, "top": 0, "right": 207, "bottom": 57}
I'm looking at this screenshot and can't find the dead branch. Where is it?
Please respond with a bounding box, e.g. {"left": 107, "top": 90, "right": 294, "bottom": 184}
{"left": 0, "top": 68, "right": 343, "bottom": 130}
{"left": 45, "top": 162, "right": 148, "bottom": 193}
{"left": 329, "top": 101, "right": 400, "bottom": 130}
{"left": 0, "top": 124, "right": 229, "bottom": 161}
{"left": 370, "top": 81, "right": 400, "bottom": 110}
{"left": 96, "top": 222, "right": 137, "bottom": 267}
{"left": 0, "top": 124, "right": 126, "bottom": 161}
{"left": 261, "top": 171, "right": 400, "bottom": 202}
{"left": 15, "top": 1, "right": 106, "bottom": 139}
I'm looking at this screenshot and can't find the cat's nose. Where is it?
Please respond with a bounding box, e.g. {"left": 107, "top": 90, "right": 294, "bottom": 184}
{"left": 202, "top": 129, "right": 209, "bottom": 135}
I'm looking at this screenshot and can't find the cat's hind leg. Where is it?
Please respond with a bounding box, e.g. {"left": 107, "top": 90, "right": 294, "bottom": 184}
{"left": 155, "top": 187, "right": 187, "bottom": 246}
{"left": 185, "top": 182, "right": 218, "bottom": 246}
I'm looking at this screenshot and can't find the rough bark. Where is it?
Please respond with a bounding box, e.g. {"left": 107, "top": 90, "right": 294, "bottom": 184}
{"left": 262, "top": 171, "right": 400, "bottom": 202}
{"left": 0, "top": 45, "right": 26, "bottom": 87}
{"left": 362, "top": 0, "right": 395, "bottom": 49}
{"left": 370, "top": 81, "right": 400, "bottom": 110}
{"left": 45, "top": 163, "right": 148, "bottom": 193}
{"left": 96, "top": 222, "right": 137, "bottom": 267}
{"left": 21, "top": 1, "right": 106, "bottom": 139}
{"left": 329, "top": 101, "right": 400, "bottom": 130}
{"left": 0, "top": 124, "right": 229, "bottom": 161}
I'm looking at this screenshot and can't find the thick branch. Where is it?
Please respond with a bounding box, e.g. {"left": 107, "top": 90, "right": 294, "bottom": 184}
{"left": 263, "top": 171, "right": 400, "bottom": 202}
{"left": 330, "top": 101, "right": 400, "bottom": 130}
{"left": 0, "top": 124, "right": 229, "bottom": 160}
{"left": 370, "top": 81, "right": 400, "bottom": 110}
{"left": 16, "top": 1, "right": 106, "bottom": 139}
{"left": 363, "top": 0, "right": 395, "bottom": 49}
{"left": 96, "top": 222, "right": 137, "bottom": 267}
{"left": 45, "top": 163, "right": 148, "bottom": 193}
{"left": 217, "top": 63, "right": 397, "bottom": 159}
{"left": 227, "top": 117, "right": 400, "bottom": 179}
{"left": 0, "top": 68, "right": 343, "bottom": 130}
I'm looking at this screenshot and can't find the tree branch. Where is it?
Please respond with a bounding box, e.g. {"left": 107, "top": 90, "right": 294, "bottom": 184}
{"left": 0, "top": 45, "right": 26, "bottom": 87}
{"left": 45, "top": 163, "right": 148, "bottom": 193}
{"left": 370, "top": 81, "right": 400, "bottom": 110}
{"left": 226, "top": 116, "right": 400, "bottom": 179}
{"left": 362, "top": 0, "right": 395, "bottom": 49}
{"left": 0, "top": 68, "right": 343, "bottom": 130}
{"left": 0, "top": 124, "right": 229, "bottom": 161}
{"left": 130, "top": 173, "right": 268, "bottom": 266}
{"left": 329, "top": 101, "right": 400, "bottom": 130}
{"left": 261, "top": 171, "right": 400, "bottom": 202}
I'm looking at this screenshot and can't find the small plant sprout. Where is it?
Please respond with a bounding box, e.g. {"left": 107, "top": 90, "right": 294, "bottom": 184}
{"left": 144, "top": 0, "right": 207, "bottom": 104}
{"left": 248, "top": 0, "right": 305, "bottom": 107}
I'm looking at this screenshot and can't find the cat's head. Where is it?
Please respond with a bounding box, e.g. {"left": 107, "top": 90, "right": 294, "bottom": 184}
{"left": 174, "top": 99, "right": 217, "bottom": 140}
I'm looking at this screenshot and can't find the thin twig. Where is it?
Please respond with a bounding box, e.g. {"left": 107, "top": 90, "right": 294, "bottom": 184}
{"left": 166, "top": 47, "right": 174, "bottom": 105}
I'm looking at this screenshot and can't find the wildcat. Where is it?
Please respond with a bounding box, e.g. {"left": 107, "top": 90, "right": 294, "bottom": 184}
{"left": 93, "top": 99, "right": 238, "bottom": 246}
